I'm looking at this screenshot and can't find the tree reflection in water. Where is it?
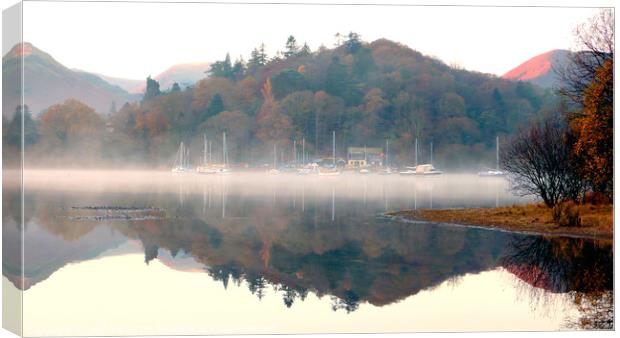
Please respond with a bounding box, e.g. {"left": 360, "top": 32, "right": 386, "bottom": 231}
{"left": 501, "top": 236, "right": 613, "bottom": 330}
{"left": 330, "top": 291, "right": 361, "bottom": 313}
{"left": 4, "top": 182, "right": 613, "bottom": 326}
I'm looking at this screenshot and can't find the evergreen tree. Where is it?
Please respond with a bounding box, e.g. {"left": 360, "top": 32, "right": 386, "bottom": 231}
{"left": 209, "top": 53, "right": 234, "bottom": 79}
{"left": 223, "top": 53, "right": 232, "bottom": 75}
{"left": 170, "top": 82, "right": 181, "bottom": 93}
{"left": 7, "top": 105, "right": 38, "bottom": 147}
{"left": 298, "top": 43, "right": 311, "bottom": 57}
{"left": 344, "top": 32, "right": 362, "bottom": 54}
{"left": 325, "top": 56, "right": 350, "bottom": 98}
{"left": 205, "top": 94, "right": 225, "bottom": 119}
{"left": 143, "top": 76, "right": 161, "bottom": 101}
{"left": 248, "top": 45, "right": 268, "bottom": 72}
{"left": 352, "top": 46, "right": 375, "bottom": 79}
{"left": 284, "top": 35, "right": 299, "bottom": 57}
{"left": 232, "top": 56, "right": 246, "bottom": 79}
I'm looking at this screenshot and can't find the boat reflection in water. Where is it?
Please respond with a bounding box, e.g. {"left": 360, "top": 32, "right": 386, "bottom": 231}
{"left": 2, "top": 171, "right": 613, "bottom": 335}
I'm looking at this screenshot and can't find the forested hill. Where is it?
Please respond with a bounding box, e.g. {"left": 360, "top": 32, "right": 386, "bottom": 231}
{"left": 12, "top": 35, "right": 559, "bottom": 169}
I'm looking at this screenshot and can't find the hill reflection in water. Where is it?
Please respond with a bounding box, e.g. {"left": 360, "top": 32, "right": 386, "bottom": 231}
{"left": 3, "top": 171, "right": 613, "bottom": 334}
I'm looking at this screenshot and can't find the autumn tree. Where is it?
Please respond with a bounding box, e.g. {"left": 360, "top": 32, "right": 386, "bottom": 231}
{"left": 38, "top": 99, "right": 105, "bottom": 159}
{"left": 278, "top": 90, "right": 314, "bottom": 139}
{"left": 558, "top": 9, "right": 614, "bottom": 198}
{"left": 571, "top": 59, "right": 613, "bottom": 197}
{"left": 255, "top": 79, "right": 293, "bottom": 149}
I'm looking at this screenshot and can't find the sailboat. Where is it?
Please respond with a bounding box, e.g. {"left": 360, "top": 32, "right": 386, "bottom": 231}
{"left": 478, "top": 136, "right": 506, "bottom": 177}
{"left": 297, "top": 138, "right": 313, "bottom": 175}
{"left": 401, "top": 140, "right": 443, "bottom": 176}
{"left": 359, "top": 145, "right": 370, "bottom": 174}
{"left": 269, "top": 143, "right": 281, "bottom": 175}
{"left": 319, "top": 131, "right": 341, "bottom": 176}
{"left": 416, "top": 141, "right": 443, "bottom": 176}
{"left": 215, "top": 131, "right": 231, "bottom": 174}
{"left": 399, "top": 138, "right": 418, "bottom": 176}
{"left": 379, "top": 139, "right": 393, "bottom": 175}
{"left": 196, "top": 134, "right": 216, "bottom": 174}
{"left": 172, "top": 142, "right": 190, "bottom": 173}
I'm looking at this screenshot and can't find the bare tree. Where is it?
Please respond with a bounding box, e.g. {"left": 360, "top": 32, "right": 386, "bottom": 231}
{"left": 556, "top": 9, "right": 614, "bottom": 107}
{"left": 501, "top": 118, "right": 584, "bottom": 207}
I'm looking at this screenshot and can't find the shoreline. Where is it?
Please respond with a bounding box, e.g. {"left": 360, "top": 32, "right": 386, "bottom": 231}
{"left": 386, "top": 204, "right": 613, "bottom": 241}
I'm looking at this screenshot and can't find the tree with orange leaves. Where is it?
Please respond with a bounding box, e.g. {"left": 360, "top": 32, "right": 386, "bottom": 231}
{"left": 571, "top": 59, "right": 613, "bottom": 197}
{"left": 255, "top": 79, "right": 293, "bottom": 147}
{"left": 558, "top": 9, "right": 614, "bottom": 198}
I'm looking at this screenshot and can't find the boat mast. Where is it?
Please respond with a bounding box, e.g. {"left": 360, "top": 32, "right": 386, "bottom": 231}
{"left": 415, "top": 138, "right": 418, "bottom": 166}
{"left": 179, "top": 142, "right": 184, "bottom": 168}
{"left": 364, "top": 145, "right": 367, "bottom": 163}
{"left": 203, "top": 134, "right": 207, "bottom": 165}
{"left": 430, "top": 141, "right": 433, "bottom": 165}
{"left": 293, "top": 139, "right": 296, "bottom": 165}
{"left": 273, "top": 143, "right": 277, "bottom": 168}
{"left": 222, "top": 131, "right": 227, "bottom": 167}
{"left": 332, "top": 131, "right": 336, "bottom": 167}
{"left": 186, "top": 147, "right": 190, "bottom": 168}
{"left": 302, "top": 138, "right": 305, "bottom": 165}
{"left": 385, "top": 139, "right": 389, "bottom": 168}
{"left": 496, "top": 135, "right": 499, "bottom": 170}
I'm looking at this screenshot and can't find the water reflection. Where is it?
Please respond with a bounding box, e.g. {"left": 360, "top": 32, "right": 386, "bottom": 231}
{"left": 2, "top": 171, "right": 613, "bottom": 332}
{"left": 501, "top": 236, "right": 613, "bottom": 329}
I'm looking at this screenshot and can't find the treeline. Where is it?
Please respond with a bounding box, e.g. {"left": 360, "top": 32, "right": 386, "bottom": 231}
{"left": 4, "top": 33, "right": 556, "bottom": 169}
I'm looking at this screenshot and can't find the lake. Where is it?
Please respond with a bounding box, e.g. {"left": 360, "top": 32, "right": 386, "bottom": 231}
{"left": 3, "top": 170, "right": 613, "bottom": 336}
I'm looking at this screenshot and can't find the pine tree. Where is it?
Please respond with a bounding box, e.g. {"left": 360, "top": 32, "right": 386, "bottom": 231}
{"left": 284, "top": 35, "right": 299, "bottom": 57}
{"left": 298, "top": 43, "right": 311, "bottom": 57}
{"left": 143, "top": 76, "right": 161, "bottom": 101}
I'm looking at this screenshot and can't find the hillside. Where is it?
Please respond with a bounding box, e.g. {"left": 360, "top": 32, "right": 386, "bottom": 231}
{"left": 502, "top": 49, "right": 571, "bottom": 88}
{"left": 6, "top": 37, "right": 556, "bottom": 169}
{"left": 107, "top": 37, "right": 552, "bottom": 168}
{"left": 2, "top": 42, "right": 137, "bottom": 117}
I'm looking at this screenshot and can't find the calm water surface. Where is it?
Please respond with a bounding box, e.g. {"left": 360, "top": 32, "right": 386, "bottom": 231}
{"left": 3, "top": 170, "right": 613, "bottom": 336}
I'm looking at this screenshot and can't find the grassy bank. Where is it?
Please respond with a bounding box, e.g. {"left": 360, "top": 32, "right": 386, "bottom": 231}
{"left": 387, "top": 203, "right": 613, "bottom": 240}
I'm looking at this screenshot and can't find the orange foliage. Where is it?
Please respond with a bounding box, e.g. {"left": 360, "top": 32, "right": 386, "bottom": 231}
{"left": 39, "top": 99, "right": 104, "bottom": 144}
{"left": 571, "top": 59, "right": 613, "bottom": 194}
{"left": 135, "top": 110, "right": 169, "bottom": 138}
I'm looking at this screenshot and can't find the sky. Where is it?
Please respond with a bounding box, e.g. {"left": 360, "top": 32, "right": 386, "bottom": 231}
{"left": 18, "top": 0, "right": 609, "bottom": 80}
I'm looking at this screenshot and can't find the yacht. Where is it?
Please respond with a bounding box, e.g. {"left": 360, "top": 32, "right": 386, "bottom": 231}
{"left": 478, "top": 136, "right": 506, "bottom": 177}
{"left": 172, "top": 142, "right": 190, "bottom": 173}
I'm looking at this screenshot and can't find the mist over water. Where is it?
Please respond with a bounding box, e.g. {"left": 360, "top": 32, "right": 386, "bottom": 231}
{"left": 3, "top": 170, "right": 612, "bottom": 334}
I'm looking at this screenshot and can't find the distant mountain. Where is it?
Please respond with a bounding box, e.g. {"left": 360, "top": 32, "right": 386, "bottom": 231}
{"left": 2, "top": 42, "right": 138, "bottom": 118}
{"left": 87, "top": 72, "right": 143, "bottom": 94}
{"left": 132, "top": 62, "right": 211, "bottom": 93}
{"left": 502, "top": 49, "right": 571, "bottom": 88}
